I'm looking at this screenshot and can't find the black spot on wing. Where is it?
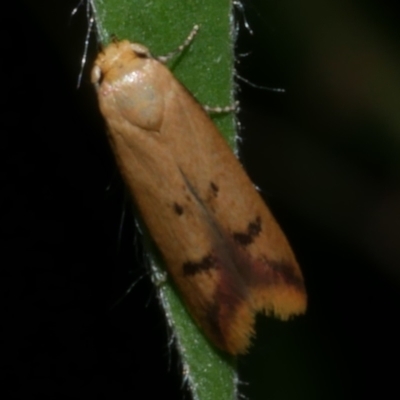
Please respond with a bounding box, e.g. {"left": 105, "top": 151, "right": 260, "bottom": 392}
{"left": 183, "top": 254, "right": 217, "bottom": 276}
{"left": 210, "top": 181, "right": 219, "bottom": 197}
{"left": 233, "top": 216, "right": 262, "bottom": 246}
{"left": 173, "top": 202, "right": 184, "bottom": 215}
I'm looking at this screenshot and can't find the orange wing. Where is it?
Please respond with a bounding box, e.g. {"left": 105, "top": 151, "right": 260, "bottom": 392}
{"left": 92, "top": 40, "right": 306, "bottom": 354}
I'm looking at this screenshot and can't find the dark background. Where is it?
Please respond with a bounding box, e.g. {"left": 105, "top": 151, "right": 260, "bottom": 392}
{"left": 2, "top": 1, "right": 400, "bottom": 399}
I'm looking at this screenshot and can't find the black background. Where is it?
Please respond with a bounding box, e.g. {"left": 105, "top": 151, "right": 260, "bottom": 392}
{"left": 2, "top": 1, "right": 400, "bottom": 399}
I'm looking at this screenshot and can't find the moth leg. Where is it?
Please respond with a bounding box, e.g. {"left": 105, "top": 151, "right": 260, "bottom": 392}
{"left": 203, "top": 100, "right": 239, "bottom": 114}
{"left": 157, "top": 25, "right": 200, "bottom": 63}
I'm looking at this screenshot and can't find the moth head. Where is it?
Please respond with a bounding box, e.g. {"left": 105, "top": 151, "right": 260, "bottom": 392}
{"left": 91, "top": 41, "right": 153, "bottom": 87}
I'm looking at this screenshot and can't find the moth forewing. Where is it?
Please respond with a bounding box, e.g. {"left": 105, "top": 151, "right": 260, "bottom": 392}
{"left": 92, "top": 38, "right": 306, "bottom": 355}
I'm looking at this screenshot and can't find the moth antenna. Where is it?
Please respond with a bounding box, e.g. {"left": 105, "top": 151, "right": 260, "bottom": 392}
{"left": 77, "top": 1, "right": 94, "bottom": 88}
{"left": 236, "top": 74, "right": 286, "bottom": 92}
{"left": 71, "top": 0, "right": 84, "bottom": 17}
{"left": 115, "top": 191, "right": 128, "bottom": 257}
{"left": 233, "top": 0, "right": 253, "bottom": 35}
{"left": 108, "top": 273, "right": 148, "bottom": 310}
{"left": 157, "top": 24, "right": 200, "bottom": 63}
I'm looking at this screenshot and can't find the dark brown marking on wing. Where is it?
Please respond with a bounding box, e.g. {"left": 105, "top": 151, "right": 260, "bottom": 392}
{"left": 238, "top": 251, "right": 305, "bottom": 293}
{"left": 201, "top": 248, "right": 250, "bottom": 351}
{"left": 266, "top": 260, "right": 305, "bottom": 291}
{"left": 210, "top": 181, "right": 219, "bottom": 197}
{"left": 205, "top": 252, "right": 304, "bottom": 351}
{"left": 191, "top": 231, "right": 305, "bottom": 353}
{"left": 183, "top": 254, "right": 218, "bottom": 276}
{"left": 173, "top": 202, "right": 184, "bottom": 215}
{"left": 233, "top": 216, "right": 262, "bottom": 246}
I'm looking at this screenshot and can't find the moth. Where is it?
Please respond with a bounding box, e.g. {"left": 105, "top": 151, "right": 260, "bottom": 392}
{"left": 91, "top": 29, "right": 307, "bottom": 355}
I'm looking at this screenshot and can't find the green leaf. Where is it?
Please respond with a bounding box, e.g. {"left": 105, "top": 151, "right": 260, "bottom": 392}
{"left": 90, "top": 0, "right": 238, "bottom": 399}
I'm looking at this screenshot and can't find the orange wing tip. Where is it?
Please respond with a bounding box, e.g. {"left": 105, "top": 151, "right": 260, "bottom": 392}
{"left": 218, "top": 302, "right": 256, "bottom": 355}
{"left": 216, "top": 290, "right": 307, "bottom": 355}
{"left": 252, "top": 286, "right": 307, "bottom": 319}
{"left": 194, "top": 252, "right": 307, "bottom": 355}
